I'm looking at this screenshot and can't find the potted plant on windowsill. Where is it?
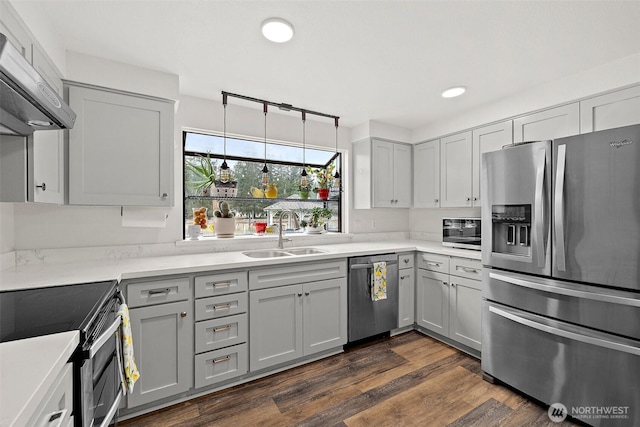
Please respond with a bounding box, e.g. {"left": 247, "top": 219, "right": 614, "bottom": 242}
{"left": 213, "top": 201, "right": 236, "bottom": 238}
{"left": 298, "top": 182, "right": 312, "bottom": 200}
{"left": 301, "top": 207, "right": 332, "bottom": 234}
{"left": 186, "top": 154, "right": 216, "bottom": 196}
{"left": 307, "top": 163, "right": 335, "bottom": 200}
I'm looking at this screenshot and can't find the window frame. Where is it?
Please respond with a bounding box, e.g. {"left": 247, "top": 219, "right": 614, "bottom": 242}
{"left": 182, "top": 130, "right": 343, "bottom": 238}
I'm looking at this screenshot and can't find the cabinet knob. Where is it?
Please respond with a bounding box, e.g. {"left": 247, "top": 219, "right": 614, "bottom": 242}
{"left": 473, "top": 197, "right": 478, "bottom": 201}
{"left": 180, "top": 312, "right": 187, "bottom": 318}
{"left": 442, "top": 281, "right": 448, "bottom": 286}
{"left": 36, "top": 183, "right": 47, "bottom": 191}
{"left": 305, "top": 291, "right": 310, "bottom": 296}
{"left": 434, "top": 199, "right": 438, "bottom": 203}
{"left": 404, "top": 258, "right": 409, "bottom": 264}
{"left": 451, "top": 283, "right": 456, "bottom": 287}
{"left": 466, "top": 197, "right": 471, "bottom": 201}
{"left": 161, "top": 193, "right": 168, "bottom": 199}
{"left": 400, "top": 275, "right": 406, "bottom": 280}
{"left": 297, "top": 293, "right": 303, "bottom": 297}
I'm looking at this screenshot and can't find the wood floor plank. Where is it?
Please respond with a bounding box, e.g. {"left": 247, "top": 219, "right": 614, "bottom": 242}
{"left": 448, "top": 398, "right": 514, "bottom": 427}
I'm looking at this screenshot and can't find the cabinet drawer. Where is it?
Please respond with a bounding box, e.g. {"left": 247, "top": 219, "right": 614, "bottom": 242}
{"left": 417, "top": 253, "right": 449, "bottom": 273}
{"left": 398, "top": 253, "right": 415, "bottom": 269}
{"left": 195, "top": 314, "right": 247, "bottom": 354}
{"left": 195, "top": 271, "right": 248, "bottom": 298}
{"left": 249, "top": 260, "right": 347, "bottom": 290}
{"left": 450, "top": 258, "right": 482, "bottom": 280}
{"left": 126, "top": 277, "right": 190, "bottom": 308}
{"left": 27, "top": 363, "right": 73, "bottom": 427}
{"left": 194, "top": 343, "right": 248, "bottom": 389}
{"left": 195, "top": 292, "right": 248, "bottom": 321}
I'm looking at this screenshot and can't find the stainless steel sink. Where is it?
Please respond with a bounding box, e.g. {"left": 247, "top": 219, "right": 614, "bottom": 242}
{"left": 242, "top": 247, "right": 327, "bottom": 258}
{"left": 285, "top": 247, "right": 328, "bottom": 255}
{"left": 242, "top": 250, "right": 292, "bottom": 258}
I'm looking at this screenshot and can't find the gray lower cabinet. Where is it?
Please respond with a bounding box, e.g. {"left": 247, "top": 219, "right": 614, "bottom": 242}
{"left": 194, "top": 271, "right": 248, "bottom": 389}
{"left": 125, "top": 276, "right": 193, "bottom": 408}
{"left": 128, "top": 300, "right": 192, "bottom": 407}
{"left": 398, "top": 253, "right": 415, "bottom": 328}
{"left": 416, "top": 253, "right": 482, "bottom": 351}
{"left": 249, "top": 277, "right": 347, "bottom": 372}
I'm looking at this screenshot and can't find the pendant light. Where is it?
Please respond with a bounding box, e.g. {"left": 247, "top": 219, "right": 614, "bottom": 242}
{"left": 332, "top": 117, "right": 341, "bottom": 190}
{"left": 300, "top": 111, "right": 308, "bottom": 188}
{"left": 220, "top": 93, "right": 230, "bottom": 183}
{"left": 261, "top": 102, "right": 269, "bottom": 186}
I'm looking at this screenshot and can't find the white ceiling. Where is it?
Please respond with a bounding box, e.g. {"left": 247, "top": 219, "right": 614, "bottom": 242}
{"left": 10, "top": 0, "right": 640, "bottom": 129}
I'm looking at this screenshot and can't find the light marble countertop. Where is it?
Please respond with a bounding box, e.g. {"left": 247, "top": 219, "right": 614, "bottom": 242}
{"left": 0, "top": 240, "right": 481, "bottom": 291}
{"left": 0, "top": 331, "right": 79, "bottom": 427}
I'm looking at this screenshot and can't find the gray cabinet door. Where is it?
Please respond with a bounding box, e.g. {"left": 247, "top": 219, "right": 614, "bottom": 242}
{"left": 128, "top": 300, "right": 192, "bottom": 407}
{"left": 416, "top": 270, "right": 449, "bottom": 335}
{"left": 448, "top": 276, "right": 482, "bottom": 351}
{"left": 303, "top": 278, "right": 347, "bottom": 355}
{"left": 398, "top": 269, "right": 415, "bottom": 328}
{"left": 67, "top": 83, "right": 174, "bottom": 206}
{"left": 249, "top": 284, "right": 303, "bottom": 371}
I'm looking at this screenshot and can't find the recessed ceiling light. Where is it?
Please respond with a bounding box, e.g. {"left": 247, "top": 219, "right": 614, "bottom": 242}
{"left": 261, "top": 18, "right": 294, "bottom": 43}
{"left": 442, "top": 87, "right": 466, "bottom": 98}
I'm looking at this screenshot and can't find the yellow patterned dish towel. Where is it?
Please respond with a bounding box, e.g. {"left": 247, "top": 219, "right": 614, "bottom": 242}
{"left": 371, "top": 261, "right": 387, "bottom": 301}
{"left": 117, "top": 303, "right": 140, "bottom": 394}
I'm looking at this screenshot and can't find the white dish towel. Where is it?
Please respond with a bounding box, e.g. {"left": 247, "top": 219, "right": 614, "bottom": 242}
{"left": 371, "top": 261, "right": 388, "bottom": 301}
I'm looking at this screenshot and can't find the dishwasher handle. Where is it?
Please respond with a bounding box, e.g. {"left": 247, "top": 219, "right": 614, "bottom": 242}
{"left": 350, "top": 261, "right": 398, "bottom": 270}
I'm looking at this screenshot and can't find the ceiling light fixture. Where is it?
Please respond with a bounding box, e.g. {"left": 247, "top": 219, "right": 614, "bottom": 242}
{"left": 442, "top": 86, "right": 466, "bottom": 98}
{"left": 261, "top": 18, "right": 294, "bottom": 43}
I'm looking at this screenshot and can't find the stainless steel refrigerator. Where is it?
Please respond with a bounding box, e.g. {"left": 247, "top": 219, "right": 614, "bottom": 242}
{"left": 481, "top": 124, "right": 640, "bottom": 426}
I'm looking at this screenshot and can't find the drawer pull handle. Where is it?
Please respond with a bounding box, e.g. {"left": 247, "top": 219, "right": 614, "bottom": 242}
{"left": 212, "top": 281, "right": 231, "bottom": 288}
{"left": 213, "top": 355, "right": 231, "bottom": 364}
{"left": 426, "top": 262, "right": 441, "bottom": 267}
{"left": 403, "top": 258, "right": 410, "bottom": 264}
{"left": 213, "top": 325, "right": 232, "bottom": 333}
{"left": 148, "top": 288, "right": 171, "bottom": 296}
{"left": 180, "top": 312, "right": 187, "bottom": 318}
{"left": 442, "top": 281, "right": 448, "bottom": 286}
{"left": 213, "top": 303, "right": 232, "bottom": 310}
{"left": 400, "top": 275, "right": 406, "bottom": 280}
{"left": 458, "top": 266, "right": 480, "bottom": 274}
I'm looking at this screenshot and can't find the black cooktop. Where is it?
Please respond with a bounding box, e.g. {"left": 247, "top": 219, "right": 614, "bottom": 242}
{"left": 0, "top": 280, "right": 118, "bottom": 343}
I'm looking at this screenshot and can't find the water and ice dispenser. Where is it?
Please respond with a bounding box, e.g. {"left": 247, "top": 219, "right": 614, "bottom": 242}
{"left": 491, "top": 204, "right": 531, "bottom": 256}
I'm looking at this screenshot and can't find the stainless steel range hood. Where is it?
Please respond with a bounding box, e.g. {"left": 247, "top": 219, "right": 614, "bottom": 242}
{"left": 0, "top": 33, "right": 76, "bottom": 136}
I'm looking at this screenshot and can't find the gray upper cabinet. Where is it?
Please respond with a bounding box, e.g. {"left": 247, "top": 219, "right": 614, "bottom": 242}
{"left": 471, "top": 120, "right": 512, "bottom": 207}
{"left": 580, "top": 85, "right": 640, "bottom": 133}
{"left": 440, "top": 131, "right": 472, "bottom": 208}
{"left": 353, "top": 138, "right": 412, "bottom": 208}
{"left": 413, "top": 139, "right": 440, "bottom": 208}
{"left": 66, "top": 82, "right": 174, "bottom": 206}
{"left": 513, "top": 103, "right": 579, "bottom": 143}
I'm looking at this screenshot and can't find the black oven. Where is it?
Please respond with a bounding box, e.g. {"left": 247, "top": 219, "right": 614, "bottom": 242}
{"left": 442, "top": 217, "right": 481, "bottom": 250}
{"left": 0, "top": 280, "right": 122, "bottom": 427}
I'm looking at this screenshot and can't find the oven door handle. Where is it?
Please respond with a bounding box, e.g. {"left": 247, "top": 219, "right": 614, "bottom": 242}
{"left": 99, "top": 388, "right": 123, "bottom": 427}
{"left": 89, "top": 316, "right": 122, "bottom": 358}
{"left": 489, "top": 305, "right": 640, "bottom": 356}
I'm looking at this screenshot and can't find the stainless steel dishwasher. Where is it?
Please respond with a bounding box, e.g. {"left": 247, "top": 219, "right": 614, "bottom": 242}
{"left": 348, "top": 254, "right": 399, "bottom": 342}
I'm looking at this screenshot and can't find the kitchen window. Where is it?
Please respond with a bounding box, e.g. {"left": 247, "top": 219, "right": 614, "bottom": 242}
{"left": 183, "top": 131, "right": 342, "bottom": 238}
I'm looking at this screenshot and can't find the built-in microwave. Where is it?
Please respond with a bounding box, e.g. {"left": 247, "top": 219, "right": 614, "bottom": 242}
{"left": 442, "top": 217, "right": 481, "bottom": 250}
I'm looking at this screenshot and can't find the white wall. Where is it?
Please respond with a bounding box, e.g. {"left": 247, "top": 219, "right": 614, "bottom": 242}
{"left": 0, "top": 203, "right": 14, "bottom": 252}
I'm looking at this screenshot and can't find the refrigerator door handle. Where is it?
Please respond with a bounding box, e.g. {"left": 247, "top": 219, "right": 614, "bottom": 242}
{"left": 489, "top": 305, "right": 640, "bottom": 356}
{"left": 534, "top": 148, "right": 546, "bottom": 268}
{"left": 489, "top": 271, "right": 640, "bottom": 307}
{"left": 554, "top": 144, "right": 567, "bottom": 271}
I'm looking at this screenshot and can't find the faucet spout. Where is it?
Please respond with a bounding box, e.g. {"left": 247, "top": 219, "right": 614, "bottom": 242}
{"left": 277, "top": 210, "right": 299, "bottom": 249}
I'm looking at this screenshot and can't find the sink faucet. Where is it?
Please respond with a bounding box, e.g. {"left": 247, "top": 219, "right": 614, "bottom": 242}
{"left": 278, "top": 210, "right": 300, "bottom": 249}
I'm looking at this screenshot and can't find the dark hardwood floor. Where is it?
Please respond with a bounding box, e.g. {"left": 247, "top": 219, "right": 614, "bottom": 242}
{"left": 120, "top": 331, "right": 578, "bottom": 426}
